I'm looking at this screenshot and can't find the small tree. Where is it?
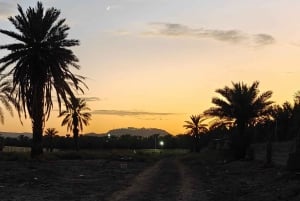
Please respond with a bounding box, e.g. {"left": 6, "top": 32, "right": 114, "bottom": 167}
{"left": 183, "top": 114, "right": 208, "bottom": 152}
{"left": 60, "top": 98, "right": 91, "bottom": 151}
{"left": 44, "top": 128, "right": 58, "bottom": 152}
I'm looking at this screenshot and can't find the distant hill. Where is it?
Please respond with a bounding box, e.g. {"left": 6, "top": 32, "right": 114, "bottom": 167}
{"left": 0, "top": 132, "right": 32, "bottom": 138}
{"left": 85, "top": 127, "right": 170, "bottom": 138}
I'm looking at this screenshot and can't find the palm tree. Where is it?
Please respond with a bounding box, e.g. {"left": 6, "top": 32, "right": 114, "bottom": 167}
{"left": 0, "top": 74, "right": 18, "bottom": 124}
{"left": 205, "top": 81, "right": 273, "bottom": 158}
{"left": 270, "top": 102, "right": 293, "bottom": 141}
{"left": 60, "top": 98, "right": 91, "bottom": 151}
{"left": 44, "top": 128, "right": 58, "bottom": 152}
{"left": 183, "top": 114, "right": 208, "bottom": 152}
{"left": 0, "top": 2, "right": 85, "bottom": 158}
{"left": 287, "top": 91, "right": 300, "bottom": 170}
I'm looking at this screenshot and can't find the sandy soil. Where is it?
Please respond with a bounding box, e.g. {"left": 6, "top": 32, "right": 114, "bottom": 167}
{"left": 1, "top": 156, "right": 300, "bottom": 201}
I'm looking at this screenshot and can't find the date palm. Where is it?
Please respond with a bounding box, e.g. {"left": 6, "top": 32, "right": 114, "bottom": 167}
{"left": 0, "top": 2, "right": 85, "bottom": 158}
{"left": 183, "top": 114, "right": 208, "bottom": 152}
{"left": 60, "top": 98, "right": 91, "bottom": 151}
{"left": 0, "top": 74, "right": 17, "bottom": 124}
{"left": 205, "top": 81, "right": 273, "bottom": 158}
{"left": 44, "top": 128, "right": 58, "bottom": 152}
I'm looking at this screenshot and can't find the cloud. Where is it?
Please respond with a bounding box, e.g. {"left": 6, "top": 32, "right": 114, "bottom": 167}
{"left": 144, "top": 22, "right": 275, "bottom": 46}
{"left": 92, "top": 109, "right": 177, "bottom": 116}
{"left": 0, "top": 1, "right": 14, "bottom": 19}
{"left": 51, "top": 96, "right": 101, "bottom": 102}
{"left": 254, "top": 34, "right": 275, "bottom": 46}
{"left": 112, "top": 30, "right": 131, "bottom": 36}
{"left": 82, "top": 97, "right": 101, "bottom": 102}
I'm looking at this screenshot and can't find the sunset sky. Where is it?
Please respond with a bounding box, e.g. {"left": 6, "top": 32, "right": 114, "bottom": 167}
{"left": 0, "top": 0, "right": 300, "bottom": 135}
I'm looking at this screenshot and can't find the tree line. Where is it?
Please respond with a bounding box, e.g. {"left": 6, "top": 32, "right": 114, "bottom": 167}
{"left": 0, "top": 2, "right": 299, "bottom": 161}
{"left": 184, "top": 81, "right": 300, "bottom": 164}
{"left": 1, "top": 133, "right": 194, "bottom": 151}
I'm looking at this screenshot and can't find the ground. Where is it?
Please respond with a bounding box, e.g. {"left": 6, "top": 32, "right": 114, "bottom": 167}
{"left": 0, "top": 153, "right": 300, "bottom": 201}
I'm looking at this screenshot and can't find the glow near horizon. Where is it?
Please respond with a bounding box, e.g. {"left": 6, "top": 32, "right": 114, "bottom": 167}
{"left": 0, "top": 0, "right": 300, "bottom": 135}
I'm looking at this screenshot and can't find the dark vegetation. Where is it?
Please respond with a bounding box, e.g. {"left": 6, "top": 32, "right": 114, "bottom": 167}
{"left": 1, "top": 133, "right": 192, "bottom": 151}
{"left": 0, "top": 2, "right": 300, "bottom": 201}
{"left": 0, "top": 2, "right": 299, "bottom": 169}
{"left": 0, "top": 2, "right": 86, "bottom": 158}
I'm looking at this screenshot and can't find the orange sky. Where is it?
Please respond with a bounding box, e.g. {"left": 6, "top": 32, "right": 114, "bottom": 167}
{"left": 0, "top": 0, "right": 300, "bottom": 135}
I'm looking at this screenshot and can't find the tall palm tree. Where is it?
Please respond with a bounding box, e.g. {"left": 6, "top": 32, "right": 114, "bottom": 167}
{"left": 205, "top": 81, "right": 273, "bottom": 158}
{"left": 183, "top": 114, "right": 208, "bottom": 152}
{"left": 0, "top": 2, "right": 85, "bottom": 158}
{"left": 44, "top": 128, "right": 58, "bottom": 152}
{"left": 60, "top": 98, "right": 91, "bottom": 151}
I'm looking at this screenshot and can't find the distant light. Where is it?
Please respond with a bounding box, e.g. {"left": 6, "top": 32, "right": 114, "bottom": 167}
{"left": 159, "top": 141, "right": 164, "bottom": 146}
{"left": 108, "top": 133, "right": 111, "bottom": 138}
{"left": 106, "top": 6, "right": 110, "bottom": 11}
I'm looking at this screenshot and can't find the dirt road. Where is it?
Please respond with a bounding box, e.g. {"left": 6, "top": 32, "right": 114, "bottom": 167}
{"left": 108, "top": 157, "right": 207, "bottom": 201}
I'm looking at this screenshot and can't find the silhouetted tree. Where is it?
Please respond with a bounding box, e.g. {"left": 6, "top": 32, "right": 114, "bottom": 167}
{"left": 60, "top": 98, "right": 91, "bottom": 151}
{"left": 0, "top": 74, "right": 18, "bottom": 124}
{"left": 205, "top": 81, "right": 273, "bottom": 158}
{"left": 0, "top": 2, "right": 85, "bottom": 158}
{"left": 287, "top": 91, "right": 300, "bottom": 170}
{"left": 0, "top": 135, "right": 4, "bottom": 151}
{"left": 44, "top": 128, "right": 58, "bottom": 152}
{"left": 183, "top": 114, "right": 208, "bottom": 152}
{"left": 269, "top": 102, "right": 293, "bottom": 141}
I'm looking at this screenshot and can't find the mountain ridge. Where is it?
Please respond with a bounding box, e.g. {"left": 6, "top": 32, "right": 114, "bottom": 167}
{"left": 85, "top": 127, "right": 171, "bottom": 137}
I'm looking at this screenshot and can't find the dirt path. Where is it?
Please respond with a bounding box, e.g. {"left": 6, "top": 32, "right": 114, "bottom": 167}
{"left": 107, "top": 157, "right": 207, "bottom": 201}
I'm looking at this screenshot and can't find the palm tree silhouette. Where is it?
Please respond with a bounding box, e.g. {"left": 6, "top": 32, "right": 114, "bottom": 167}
{"left": 60, "top": 98, "right": 91, "bottom": 151}
{"left": 44, "top": 128, "right": 58, "bottom": 152}
{"left": 183, "top": 114, "right": 208, "bottom": 152}
{"left": 205, "top": 81, "right": 273, "bottom": 158}
{"left": 0, "top": 74, "right": 17, "bottom": 124}
{"left": 0, "top": 2, "right": 85, "bottom": 157}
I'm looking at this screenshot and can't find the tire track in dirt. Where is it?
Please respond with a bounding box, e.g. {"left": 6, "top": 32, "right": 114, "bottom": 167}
{"left": 107, "top": 158, "right": 207, "bottom": 201}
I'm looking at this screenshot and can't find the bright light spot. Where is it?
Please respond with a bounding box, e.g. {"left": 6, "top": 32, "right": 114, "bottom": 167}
{"left": 159, "top": 141, "right": 164, "bottom": 146}
{"left": 108, "top": 133, "right": 111, "bottom": 138}
{"left": 106, "top": 6, "right": 110, "bottom": 11}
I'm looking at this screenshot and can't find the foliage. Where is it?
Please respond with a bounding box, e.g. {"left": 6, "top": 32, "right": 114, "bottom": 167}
{"left": 44, "top": 128, "right": 59, "bottom": 152}
{"left": 0, "top": 74, "right": 18, "bottom": 124}
{"left": 205, "top": 81, "right": 273, "bottom": 129}
{"left": 183, "top": 114, "right": 208, "bottom": 152}
{"left": 0, "top": 2, "right": 85, "bottom": 157}
{"left": 60, "top": 98, "right": 91, "bottom": 150}
{"left": 205, "top": 81, "right": 273, "bottom": 158}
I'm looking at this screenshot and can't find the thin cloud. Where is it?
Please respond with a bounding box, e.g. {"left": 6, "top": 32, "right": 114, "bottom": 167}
{"left": 144, "top": 22, "right": 275, "bottom": 46}
{"left": 82, "top": 97, "right": 101, "bottom": 102}
{"left": 0, "top": 1, "right": 14, "bottom": 19}
{"left": 51, "top": 96, "right": 101, "bottom": 102}
{"left": 92, "top": 109, "right": 177, "bottom": 116}
{"left": 112, "top": 30, "right": 131, "bottom": 36}
{"left": 290, "top": 42, "right": 300, "bottom": 47}
{"left": 254, "top": 34, "right": 275, "bottom": 46}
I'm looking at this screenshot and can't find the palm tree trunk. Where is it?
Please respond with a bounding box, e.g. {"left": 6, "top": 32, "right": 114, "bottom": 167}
{"left": 234, "top": 122, "right": 247, "bottom": 159}
{"left": 31, "top": 87, "right": 44, "bottom": 158}
{"left": 195, "top": 133, "right": 200, "bottom": 152}
{"left": 73, "top": 127, "right": 79, "bottom": 151}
